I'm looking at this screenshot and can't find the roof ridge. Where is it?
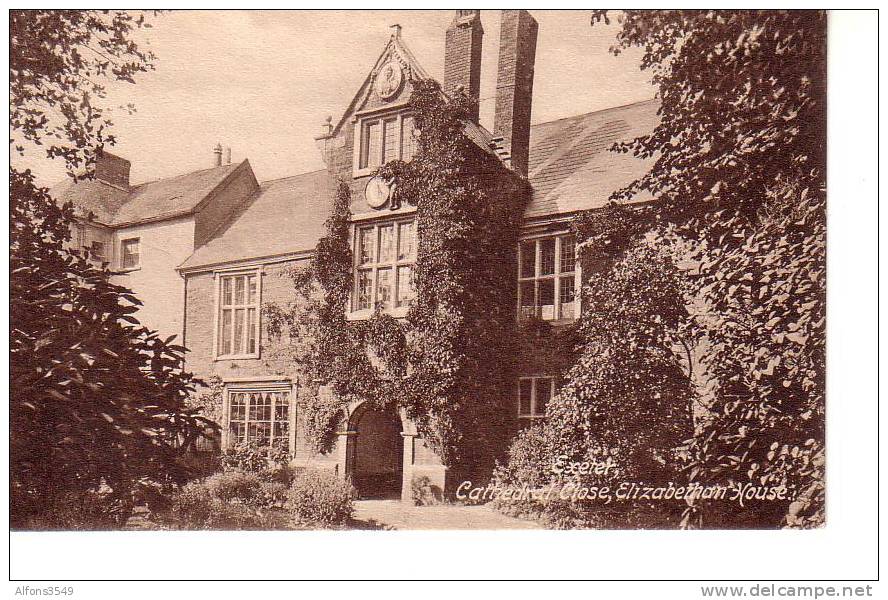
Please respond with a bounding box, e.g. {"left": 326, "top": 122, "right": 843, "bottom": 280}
{"left": 130, "top": 160, "right": 242, "bottom": 189}
{"left": 258, "top": 169, "right": 328, "bottom": 185}
{"left": 531, "top": 97, "right": 658, "bottom": 128}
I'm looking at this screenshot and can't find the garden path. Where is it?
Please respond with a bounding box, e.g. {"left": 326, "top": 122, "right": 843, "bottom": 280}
{"left": 351, "top": 500, "right": 541, "bottom": 530}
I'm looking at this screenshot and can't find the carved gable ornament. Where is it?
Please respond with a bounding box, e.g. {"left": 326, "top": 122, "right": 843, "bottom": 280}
{"left": 375, "top": 61, "right": 403, "bottom": 100}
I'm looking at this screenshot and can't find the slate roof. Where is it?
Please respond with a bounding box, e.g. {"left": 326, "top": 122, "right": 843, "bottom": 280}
{"left": 178, "top": 169, "right": 332, "bottom": 271}
{"left": 52, "top": 161, "right": 244, "bottom": 226}
{"left": 179, "top": 99, "right": 659, "bottom": 271}
{"left": 525, "top": 98, "right": 659, "bottom": 220}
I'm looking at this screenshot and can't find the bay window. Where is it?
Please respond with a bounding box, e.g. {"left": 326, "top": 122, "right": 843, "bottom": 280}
{"left": 226, "top": 386, "right": 292, "bottom": 451}
{"left": 353, "top": 219, "right": 415, "bottom": 313}
{"left": 518, "top": 234, "right": 577, "bottom": 321}
{"left": 216, "top": 271, "right": 261, "bottom": 358}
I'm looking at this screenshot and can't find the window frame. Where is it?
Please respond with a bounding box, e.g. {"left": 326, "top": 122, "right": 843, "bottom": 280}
{"left": 517, "top": 233, "right": 579, "bottom": 323}
{"left": 517, "top": 376, "right": 555, "bottom": 420}
{"left": 222, "top": 381, "right": 295, "bottom": 453}
{"left": 90, "top": 240, "right": 107, "bottom": 262}
{"left": 119, "top": 237, "right": 141, "bottom": 271}
{"left": 213, "top": 268, "right": 262, "bottom": 360}
{"left": 349, "top": 218, "right": 416, "bottom": 319}
{"left": 353, "top": 109, "right": 417, "bottom": 178}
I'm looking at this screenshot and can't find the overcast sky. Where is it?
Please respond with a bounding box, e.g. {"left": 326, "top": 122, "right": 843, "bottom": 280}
{"left": 21, "top": 10, "right": 654, "bottom": 187}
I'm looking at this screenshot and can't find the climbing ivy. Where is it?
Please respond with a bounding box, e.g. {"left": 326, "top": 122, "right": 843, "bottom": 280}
{"left": 266, "top": 79, "right": 528, "bottom": 472}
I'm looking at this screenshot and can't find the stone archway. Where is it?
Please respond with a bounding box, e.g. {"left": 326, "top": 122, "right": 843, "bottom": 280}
{"left": 346, "top": 403, "right": 404, "bottom": 499}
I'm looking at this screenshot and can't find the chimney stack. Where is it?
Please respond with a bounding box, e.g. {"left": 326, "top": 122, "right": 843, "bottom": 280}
{"left": 213, "top": 143, "right": 223, "bottom": 167}
{"left": 94, "top": 149, "right": 131, "bottom": 189}
{"left": 444, "top": 10, "right": 484, "bottom": 123}
{"left": 493, "top": 9, "right": 538, "bottom": 177}
{"left": 225, "top": 146, "right": 232, "bottom": 165}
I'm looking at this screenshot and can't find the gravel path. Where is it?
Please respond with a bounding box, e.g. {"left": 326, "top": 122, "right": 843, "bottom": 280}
{"left": 351, "top": 500, "right": 541, "bottom": 530}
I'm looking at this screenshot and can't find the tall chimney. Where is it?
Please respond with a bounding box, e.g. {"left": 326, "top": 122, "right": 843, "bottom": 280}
{"left": 213, "top": 143, "right": 223, "bottom": 167}
{"left": 444, "top": 10, "right": 483, "bottom": 123}
{"left": 94, "top": 149, "right": 131, "bottom": 189}
{"left": 493, "top": 9, "right": 538, "bottom": 177}
{"left": 225, "top": 147, "right": 232, "bottom": 165}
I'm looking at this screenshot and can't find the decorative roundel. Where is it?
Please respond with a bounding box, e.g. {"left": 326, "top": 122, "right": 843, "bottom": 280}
{"left": 376, "top": 61, "right": 403, "bottom": 100}
{"left": 364, "top": 176, "right": 391, "bottom": 209}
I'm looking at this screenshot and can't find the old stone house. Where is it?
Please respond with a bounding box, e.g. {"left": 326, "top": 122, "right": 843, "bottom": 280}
{"left": 56, "top": 10, "right": 658, "bottom": 501}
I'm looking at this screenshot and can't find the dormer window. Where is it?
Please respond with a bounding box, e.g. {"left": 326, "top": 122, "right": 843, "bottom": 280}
{"left": 355, "top": 112, "right": 417, "bottom": 176}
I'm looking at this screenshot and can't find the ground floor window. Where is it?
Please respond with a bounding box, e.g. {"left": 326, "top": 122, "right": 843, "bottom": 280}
{"left": 518, "top": 376, "right": 555, "bottom": 420}
{"left": 226, "top": 385, "right": 292, "bottom": 451}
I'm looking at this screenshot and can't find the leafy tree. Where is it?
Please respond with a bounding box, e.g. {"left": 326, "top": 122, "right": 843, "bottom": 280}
{"left": 590, "top": 10, "right": 826, "bottom": 527}
{"left": 11, "top": 10, "right": 158, "bottom": 175}
{"left": 10, "top": 10, "right": 214, "bottom": 528}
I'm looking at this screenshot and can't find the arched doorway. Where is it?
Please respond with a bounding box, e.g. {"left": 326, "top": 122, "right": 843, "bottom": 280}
{"left": 347, "top": 404, "right": 404, "bottom": 499}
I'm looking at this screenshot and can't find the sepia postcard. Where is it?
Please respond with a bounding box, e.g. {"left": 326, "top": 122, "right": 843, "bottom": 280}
{"left": 8, "top": 6, "right": 879, "bottom": 588}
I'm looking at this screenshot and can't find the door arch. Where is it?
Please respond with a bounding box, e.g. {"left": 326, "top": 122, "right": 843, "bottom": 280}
{"left": 346, "top": 403, "right": 404, "bottom": 499}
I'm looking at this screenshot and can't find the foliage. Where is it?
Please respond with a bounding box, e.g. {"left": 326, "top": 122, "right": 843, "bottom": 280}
{"left": 163, "top": 478, "right": 288, "bottom": 530}
{"left": 410, "top": 475, "right": 443, "bottom": 506}
{"left": 286, "top": 469, "right": 356, "bottom": 527}
{"left": 545, "top": 241, "right": 694, "bottom": 485}
{"left": 383, "top": 80, "right": 529, "bottom": 469}
{"left": 492, "top": 423, "right": 555, "bottom": 489}
{"left": 588, "top": 10, "right": 826, "bottom": 527}
{"left": 9, "top": 10, "right": 219, "bottom": 529}
{"left": 266, "top": 80, "right": 528, "bottom": 473}
{"left": 493, "top": 230, "right": 694, "bottom": 527}
{"left": 16, "top": 489, "right": 135, "bottom": 531}
{"left": 10, "top": 169, "right": 215, "bottom": 528}
{"left": 10, "top": 10, "right": 158, "bottom": 175}
{"left": 221, "top": 440, "right": 290, "bottom": 478}
{"left": 204, "top": 470, "right": 264, "bottom": 504}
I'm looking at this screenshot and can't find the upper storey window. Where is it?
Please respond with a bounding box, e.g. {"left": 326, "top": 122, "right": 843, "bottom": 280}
{"left": 216, "top": 271, "right": 261, "bottom": 359}
{"left": 352, "top": 219, "right": 415, "bottom": 316}
{"left": 120, "top": 237, "right": 141, "bottom": 270}
{"left": 356, "top": 113, "right": 417, "bottom": 175}
{"left": 518, "top": 235, "right": 577, "bottom": 322}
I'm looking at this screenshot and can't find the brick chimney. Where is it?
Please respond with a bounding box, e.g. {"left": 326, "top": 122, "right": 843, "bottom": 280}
{"left": 493, "top": 9, "right": 538, "bottom": 177}
{"left": 444, "top": 10, "right": 483, "bottom": 123}
{"left": 213, "top": 143, "right": 223, "bottom": 167}
{"left": 94, "top": 149, "right": 131, "bottom": 189}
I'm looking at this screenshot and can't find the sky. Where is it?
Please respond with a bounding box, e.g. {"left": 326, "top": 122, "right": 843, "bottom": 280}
{"left": 19, "top": 10, "right": 654, "bottom": 187}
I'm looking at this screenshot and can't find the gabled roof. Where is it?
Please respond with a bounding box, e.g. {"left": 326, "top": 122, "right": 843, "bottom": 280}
{"left": 52, "top": 161, "right": 246, "bottom": 226}
{"left": 525, "top": 98, "right": 659, "bottom": 220}
{"left": 179, "top": 100, "right": 660, "bottom": 271}
{"left": 178, "top": 169, "right": 332, "bottom": 272}
{"left": 330, "top": 29, "right": 430, "bottom": 139}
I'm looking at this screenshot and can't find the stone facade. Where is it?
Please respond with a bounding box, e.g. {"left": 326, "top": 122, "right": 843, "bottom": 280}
{"left": 56, "top": 10, "right": 659, "bottom": 503}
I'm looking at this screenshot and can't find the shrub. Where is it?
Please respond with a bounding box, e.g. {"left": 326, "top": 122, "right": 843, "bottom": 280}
{"left": 410, "top": 475, "right": 443, "bottom": 506}
{"left": 257, "top": 481, "right": 290, "bottom": 508}
{"left": 165, "top": 478, "right": 288, "bottom": 530}
{"left": 492, "top": 424, "right": 553, "bottom": 489}
{"left": 287, "top": 469, "right": 355, "bottom": 527}
{"left": 17, "top": 489, "right": 133, "bottom": 531}
{"left": 205, "top": 470, "right": 263, "bottom": 504}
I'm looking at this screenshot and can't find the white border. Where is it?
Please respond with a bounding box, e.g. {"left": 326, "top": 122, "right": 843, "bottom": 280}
{"left": 4, "top": 7, "right": 880, "bottom": 591}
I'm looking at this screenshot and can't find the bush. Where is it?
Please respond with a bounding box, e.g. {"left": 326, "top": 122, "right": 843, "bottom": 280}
{"left": 221, "top": 440, "right": 286, "bottom": 474}
{"left": 492, "top": 424, "right": 553, "bottom": 489}
{"left": 287, "top": 469, "right": 355, "bottom": 527}
{"left": 165, "top": 479, "right": 288, "bottom": 530}
{"left": 16, "top": 488, "right": 133, "bottom": 531}
{"left": 205, "top": 470, "right": 263, "bottom": 504}
{"left": 410, "top": 475, "right": 442, "bottom": 506}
